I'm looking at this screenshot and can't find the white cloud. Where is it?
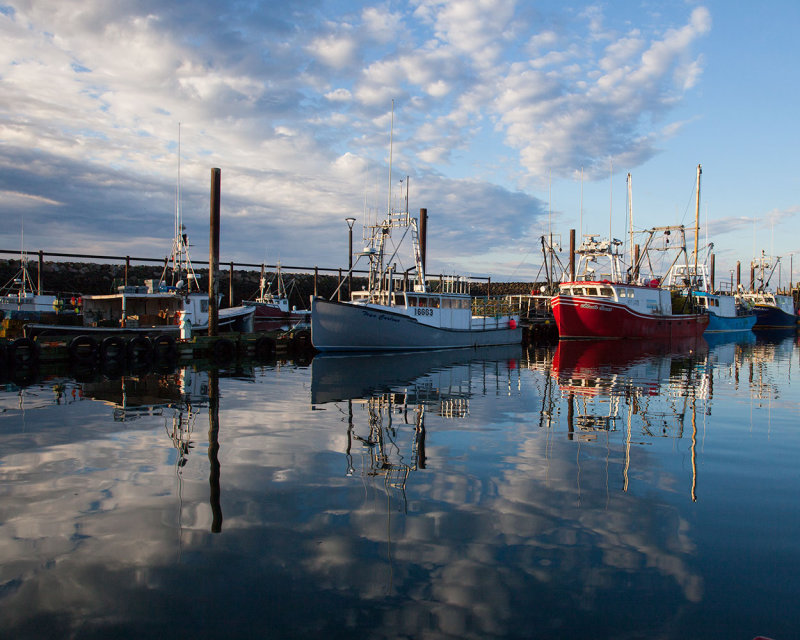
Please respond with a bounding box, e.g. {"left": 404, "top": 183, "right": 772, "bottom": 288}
{"left": 307, "top": 33, "right": 358, "bottom": 69}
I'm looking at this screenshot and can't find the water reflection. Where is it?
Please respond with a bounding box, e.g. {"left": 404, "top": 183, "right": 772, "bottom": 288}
{"left": 0, "top": 334, "right": 798, "bottom": 638}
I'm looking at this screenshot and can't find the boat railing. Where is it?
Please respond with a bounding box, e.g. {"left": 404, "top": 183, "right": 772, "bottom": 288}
{"left": 471, "top": 296, "right": 517, "bottom": 318}
{"left": 503, "top": 294, "right": 552, "bottom": 319}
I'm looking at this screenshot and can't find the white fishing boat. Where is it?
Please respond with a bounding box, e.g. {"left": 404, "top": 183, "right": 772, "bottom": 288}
{"left": 311, "top": 207, "right": 521, "bottom": 352}
{"left": 0, "top": 255, "right": 59, "bottom": 319}
{"left": 311, "top": 103, "right": 520, "bottom": 352}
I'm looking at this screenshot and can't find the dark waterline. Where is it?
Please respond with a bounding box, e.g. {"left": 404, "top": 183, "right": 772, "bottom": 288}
{"left": 1, "top": 332, "right": 798, "bottom": 639}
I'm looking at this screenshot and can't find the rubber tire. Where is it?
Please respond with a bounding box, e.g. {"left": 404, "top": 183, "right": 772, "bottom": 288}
{"left": 212, "top": 337, "right": 235, "bottom": 364}
{"left": 9, "top": 337, "right": 39, "bottom": 366}
{"left": 99, "top": 336, "right": 127, "bottom": 363}
{"left": 69, "top": 335, "right": 98, "bottom": 365}
{"left": 254, "top": 336, "right": 276, "bottom": 360}
{"left": 152, "top": 334, "right": 177, "bottom": 361}
{"left": 127, "top": 335, "right": 153, "bottom": 362}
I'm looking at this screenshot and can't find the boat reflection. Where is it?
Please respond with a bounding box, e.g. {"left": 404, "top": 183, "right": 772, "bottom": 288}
{"left": 310, "top": 345, "right": 522, "bottom": 405}
{"left": 551, "top": 337, "right": 710, "bottom": 500}
{"left": 312, "top": 346, "right": 522, "bottom": 503}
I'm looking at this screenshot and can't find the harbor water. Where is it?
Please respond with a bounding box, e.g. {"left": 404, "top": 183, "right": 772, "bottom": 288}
{"left": 1, "top": 331, "right": 798, "bottom": 639}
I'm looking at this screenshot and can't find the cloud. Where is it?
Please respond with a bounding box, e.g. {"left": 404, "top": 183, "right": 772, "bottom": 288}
{"left": 0, "top": 1, "right": 713, "bottom": 278}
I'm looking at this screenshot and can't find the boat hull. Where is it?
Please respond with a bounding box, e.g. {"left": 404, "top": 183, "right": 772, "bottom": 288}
{"left": 551, "top": 295, "right": 709, "bottom": 339}
{"left": 311, "top": 298, "right": 522, "bottom": 352}
{"left": 706, "top": 312, "right": 757, "bottom": 332}
{"left": 752, "top": 305, "right": 797, "bottom": 329}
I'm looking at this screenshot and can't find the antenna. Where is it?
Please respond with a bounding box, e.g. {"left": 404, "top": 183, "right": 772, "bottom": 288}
{"left": 579, "top": 166, "right": 584, "bottom": 238}
{"left": 388, "top": 99, "right": 394, "bottom": 215}
{"left": 609, "top": 159, "right": 613, "bottom": 244}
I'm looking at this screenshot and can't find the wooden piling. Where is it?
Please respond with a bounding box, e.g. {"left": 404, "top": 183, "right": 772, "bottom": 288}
{"left": 569, "top": 229, "right": 575, "bottom": 282}
{"left": 419, "top": 208, "right": 427, "bottom": 275}
{"left": 209, "top": 168, "right": 221, "bottom": 336}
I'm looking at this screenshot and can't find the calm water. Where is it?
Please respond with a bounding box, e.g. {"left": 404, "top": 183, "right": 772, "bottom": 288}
{"left": 1, "top": 332, "right": 798, "bottom": 639}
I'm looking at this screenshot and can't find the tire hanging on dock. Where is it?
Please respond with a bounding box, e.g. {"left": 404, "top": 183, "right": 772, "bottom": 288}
{"left": 127, "top": 335, "right": 153, "bottom": 362}
{"left": 99, "top": 336, "right": 127, "bottom": 363}
{"left": 69, "top": 335, "right": 98, "bottom": 365}
{"left": 211, "top": 337, "right": 235, "bottom": 364}
{"left": 152, "top": 334, "right": 177, "bottom": 362}
{"left": 8, "top": 337, "right": 39, "bottom": 367}
{"left": 254, "top": 335, "right": 276, "bottom": 360}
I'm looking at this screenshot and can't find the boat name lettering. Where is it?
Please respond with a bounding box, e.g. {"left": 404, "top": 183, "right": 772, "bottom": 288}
{"left": 579, "top": 303, "right": 611, "bottom": 312}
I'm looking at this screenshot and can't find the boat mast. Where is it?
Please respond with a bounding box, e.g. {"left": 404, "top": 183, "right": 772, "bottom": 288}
{"left": 694, "top": 164, "right": 702, "bottom": 281}
{"left": 627, "top": 173, "right": 633, "bottom": 280}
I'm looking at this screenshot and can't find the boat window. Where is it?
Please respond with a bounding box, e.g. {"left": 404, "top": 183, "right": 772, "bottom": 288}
{"left": 407, "top": 296, "right": 417, "bottom": 307}
{"left": 618, "top": 289, "right": 625, "bottom": 298}
{"left": 698, "top": 297, "right": 707, "bottom": 306}
{"left": 599, "top": 287, "right": 613, "bottom": 297}
{"left": 585, "top": 287, "right": 598, "bottom": 296}
{"left": 200, "top": 299, "right": 209, "bottom": 313}
{"left": 572, "top": 287, "right": 583, "bottom": 296}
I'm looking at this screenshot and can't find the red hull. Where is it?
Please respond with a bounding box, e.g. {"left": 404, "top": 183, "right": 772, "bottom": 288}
{"left": 552, "top": 295, "right": 708, "bottom": 339}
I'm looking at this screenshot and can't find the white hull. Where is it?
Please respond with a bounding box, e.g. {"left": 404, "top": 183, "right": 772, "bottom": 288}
{"left": 311, "top": 297, "right": 521, "bottom": 352}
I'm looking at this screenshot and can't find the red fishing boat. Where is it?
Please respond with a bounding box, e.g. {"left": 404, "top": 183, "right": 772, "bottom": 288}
{"left": 551, "top": 231, "right": 708, "bottom": 339}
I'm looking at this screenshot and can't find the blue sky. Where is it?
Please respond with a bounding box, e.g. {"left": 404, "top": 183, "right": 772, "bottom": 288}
{"left": 1, "top": 0, "right": 798, "bottom": 285}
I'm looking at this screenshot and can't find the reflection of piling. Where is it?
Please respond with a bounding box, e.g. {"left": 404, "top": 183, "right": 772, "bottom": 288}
{"left": 208, "top": 369, "right": 223, "bottom": 533}
{"left": 209, "top": 168, "right": 220, "bottom": 336}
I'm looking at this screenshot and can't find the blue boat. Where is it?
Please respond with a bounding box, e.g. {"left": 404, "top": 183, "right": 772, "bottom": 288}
{"left": 738, "top": 291, "right": 797, "bottom": 329}
{"left": 693, "top": 290, "right": 757, "bottom": 332}
{"left": 736, "top": 252, "right": 798, "bottom": 329}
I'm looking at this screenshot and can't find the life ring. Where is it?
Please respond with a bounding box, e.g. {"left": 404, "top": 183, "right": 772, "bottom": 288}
{"left": 254, "top": 335, "right": 276, "bottom": 360}
{"left": 127, "top": 335, "right": 153, "bottom": 362}
{"left": 99, "top": 336, "right": 127, "bottom": 362}
{"left": 211, "top": 337, "right": 235, "bottom": 364}
{"left": 152, "top": 334, "right": 177, "bottom": 361}
{"left": 9, "top": 337, "right": 39, "bottom": 366}
{"left": 69, "top": 335, "right": 98, "bottom": 364}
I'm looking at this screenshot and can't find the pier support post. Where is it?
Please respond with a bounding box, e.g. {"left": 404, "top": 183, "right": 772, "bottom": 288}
{"left": 209, "top": 168, "right": 221, "bottom": 336}
{"left": 569, "top": 229, "right": 575, "bottom": 282}
{"left": 229, "top": 261, "right": 234, "bottom": 308}
{"left": 710, "top": 254, "right": 715, "bottom": 291}
{"left": 37, "top": 250, "right": 43, "bottom": 295}
{"left": 419, "top": 208, "right": 427, "bottom": 276}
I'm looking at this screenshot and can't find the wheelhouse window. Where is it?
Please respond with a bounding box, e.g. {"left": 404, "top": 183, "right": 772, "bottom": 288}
{"left": 585, "top": 287, "right": 598, "bottom": 296}
{"left": 599, "top": 287, "right": 613, "bottom": 297}
{"left": 572, "top": 287, "right": 583, "bottom": 296}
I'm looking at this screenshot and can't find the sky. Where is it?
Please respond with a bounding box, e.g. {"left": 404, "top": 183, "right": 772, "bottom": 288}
{"left": 1, "top": 0, "right": 799, "bottom": 286}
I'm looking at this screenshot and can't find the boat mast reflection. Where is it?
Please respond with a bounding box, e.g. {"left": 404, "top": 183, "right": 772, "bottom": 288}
{"left": 313, "top": 346, "right": 521, "bottom": 502}
{"left": 551, "top": 338, "right": 709, "bottom": 500}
